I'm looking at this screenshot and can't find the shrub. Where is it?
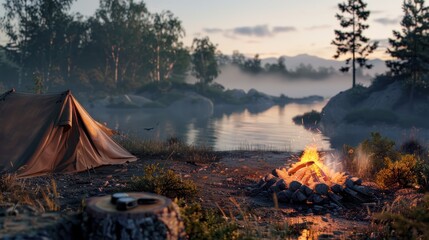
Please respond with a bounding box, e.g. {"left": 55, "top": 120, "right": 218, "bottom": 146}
{"left": 343, "top": 109, "right": 398, "bottom": 125}
{"left": 374, "top": 194, "right": 429, "bottom": 239}
{"left": 369, "top": 74, "right": 396, "bottom": 93}
{"left": 128, "top": 164, "right": 198, "bottom": 199}
{"left": 177, "top": 199, "right": 241, "bottom": 240}
{"left": 375, "top": 154, "right": 418, "bottom": 189}
{"left": 400, "top": 139, "right": 426, "bottom": 156}
{"left": 360, "top": 132, "right": 399, "bottom": 175}
{"left": 292, "top": 110, "right": 321, "bottom": 127}
{"left": 415, "top": 158, "right": 429, "bottom": 190}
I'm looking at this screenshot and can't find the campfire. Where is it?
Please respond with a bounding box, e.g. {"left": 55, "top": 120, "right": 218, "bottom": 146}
{"left": 253, "top": 146, "right": 374, "bottom": 209}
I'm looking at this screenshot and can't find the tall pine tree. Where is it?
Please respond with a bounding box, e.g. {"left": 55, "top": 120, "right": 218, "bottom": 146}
{"left": 332, "top": 0, "right": 378, "bottom": 88}
{"left": 387, "top": 0, "right": 429, "bottom": 104}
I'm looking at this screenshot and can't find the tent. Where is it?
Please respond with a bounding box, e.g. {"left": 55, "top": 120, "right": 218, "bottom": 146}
{"left": 0, "top": 89, "right": 137, "bottom": 177}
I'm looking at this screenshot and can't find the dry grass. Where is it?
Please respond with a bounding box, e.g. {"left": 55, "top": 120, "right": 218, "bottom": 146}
{"left": 0, "top": 174, "right": 60, "bottom": 212}
{"left": 116, "top": 135, "right": 220, "bottom": 163}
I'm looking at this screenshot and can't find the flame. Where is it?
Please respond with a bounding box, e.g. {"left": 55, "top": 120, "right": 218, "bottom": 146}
{"left": 300, "top": 146, "right": 320, "bottom": 164}
{"left": 278, "top": 145, "right": 347, "bottom": 186}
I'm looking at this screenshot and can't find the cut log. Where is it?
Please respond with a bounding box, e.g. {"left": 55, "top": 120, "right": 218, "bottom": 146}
{"left": 85, "top": 192, "right": 185, "bottom": 240}
{"left": 288, "top": 161, "right": 314, "bottom": 175}
{"left": 275, "top": 168, "right": 289, "bottom": 180}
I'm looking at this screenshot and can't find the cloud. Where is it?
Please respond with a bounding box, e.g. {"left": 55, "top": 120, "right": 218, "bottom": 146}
{"left": 305, "top": 24, "right": 331, "bottom": 30}
{"left": 202, "top": 28, "right": 223, "bottom": 34}
{"left": 233, "top": 25, "right": 272, "bottom": 37}
{"left": 272, "top": 26, "right": 296, "bottom": 33}
{"left": 201, "top": 24, "right": 296, "bottom": 39}
{"left": 374, "top": 17, "right": 400, "bottom": 25}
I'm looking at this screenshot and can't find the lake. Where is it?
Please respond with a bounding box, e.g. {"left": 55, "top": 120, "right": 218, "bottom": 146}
{"left": 87, "top": 100, "right": 331, "bottom": 152}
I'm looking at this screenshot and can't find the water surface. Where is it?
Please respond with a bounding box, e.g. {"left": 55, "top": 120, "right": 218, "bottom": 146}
{"left": 88, "top": 100, "right": 330, "bottom": 152}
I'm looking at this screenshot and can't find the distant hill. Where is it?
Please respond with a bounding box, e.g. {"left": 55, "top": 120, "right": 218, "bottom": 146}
{"left": 261, "top": 54, "right": 387, "bottom": 77}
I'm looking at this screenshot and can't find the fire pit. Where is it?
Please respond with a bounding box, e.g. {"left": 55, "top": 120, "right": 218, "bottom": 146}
{"left": 252, "top": 146, "right": 374, "bottom": 209}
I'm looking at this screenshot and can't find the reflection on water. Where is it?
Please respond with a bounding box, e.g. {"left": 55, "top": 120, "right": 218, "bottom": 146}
{"left": 87, "top": 101, "right": 330, "bottom": 152}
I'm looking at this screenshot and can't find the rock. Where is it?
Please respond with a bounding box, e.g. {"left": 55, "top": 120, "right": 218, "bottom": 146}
{"left": 300, "top": 184, "right": 313, "bottom": 196}
{"left": 321, "top": 216, "right": 329, "bottom": 222}
{"left": 344, "top": 187, "right": 359, "bottom": 197}
{"left": 257, "top": 178, "right": 265, "bottom": 187}
{"left": 289, "top": 181, "right": 302, "bottom": 191}
{"left": 313, "top": 205, "right": 324, "bottom": 212}
{"left": 227, "top": 89, "right": 247, "bottom": 100}
{"left": 271, "top": 169, "right": 279, "bottom": 177}
{"left": 351, "top": 177, "right": 363, "bottom": 185}
{"left": 265, "top": 174, "right": 276, "bottom": 182}
{"left": 263, "top": 177, "right": 278, "bottom": 190}
{"left": 314, "top": 183, "right": 329, "bottom": 195}
{"left": 269, "top": 184, "right": 280, "bottom": 193}
{"left": 292, "top": 190, "right": 307, "bottom": 203}
{"left": 275, "top": 179, "right": 287, "bottom": 191}
{"left": 352, "top": 185, "right": 371, "bottom": 196}
{"left": 168, "top": 93, "right": 214, "bottom": 117}
{"left": 330, "top": 183, "right": 343, "bottom": 193}
{"left": 277, "top": 190, "right": 293, "bottom": 203}
{"left": 345, "top": 178, "right": 355, "bottom": 188}
{"left": 311, "top": 194, "right": 323, "bottom": 203}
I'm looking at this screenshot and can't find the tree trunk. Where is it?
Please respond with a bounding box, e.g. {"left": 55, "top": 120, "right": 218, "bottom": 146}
{"left": 84, "top": 192, "right": 185, "bottom": 240}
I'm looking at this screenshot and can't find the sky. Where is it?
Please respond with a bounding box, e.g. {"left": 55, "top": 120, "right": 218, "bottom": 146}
{"left": 70, "top": 0, "right": 403, "bottom": 60}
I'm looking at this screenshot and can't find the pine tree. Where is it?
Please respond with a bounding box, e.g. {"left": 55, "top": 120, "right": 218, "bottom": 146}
{"left": 332, "top": 0, "right": 378, "bottom": 88}
{"left": 387, "top": 0, "right": 429, "bottom": 104}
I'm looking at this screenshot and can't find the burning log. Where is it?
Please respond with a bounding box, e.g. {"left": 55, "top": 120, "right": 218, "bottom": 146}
{"left": 252, "top": 146, "right": 376, "bottom": 209}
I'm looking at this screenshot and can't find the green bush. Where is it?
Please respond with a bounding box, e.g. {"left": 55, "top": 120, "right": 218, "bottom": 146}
{"left": 375, "top": 154, "right": 418, "bottom": 189}
{"left": 292, "top": 110, "right": 321, "bottom": 127}
{"left": 177, "top": 199, "right": 241, "bottom": 240}
{"left": 343, "top": 109, "right": 398, "bottom": 125}
{"left": 415, "top": 158, "right": 429, "bottom": 190}
{"left": 128, "top": 164, "right": 197, "bottom": 199}
{"left": 360, "top": 132, "right": 399, "bottom": 175}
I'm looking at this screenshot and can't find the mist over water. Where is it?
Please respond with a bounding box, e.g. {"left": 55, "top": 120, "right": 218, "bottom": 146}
{"left": 206, "top": 66, "right": 372, "bottom": 98}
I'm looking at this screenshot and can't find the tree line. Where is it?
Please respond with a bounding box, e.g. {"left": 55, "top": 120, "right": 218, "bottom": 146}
{"left": 0, "top": 0, "right": 220, "bottom": 93}
{"left": 0, "top": 0, "right": 428, "bottom": 99}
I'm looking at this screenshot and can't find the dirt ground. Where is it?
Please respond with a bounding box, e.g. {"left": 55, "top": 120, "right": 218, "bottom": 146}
{"left": 1, "top": 151, "right": 397, "bottom": 239}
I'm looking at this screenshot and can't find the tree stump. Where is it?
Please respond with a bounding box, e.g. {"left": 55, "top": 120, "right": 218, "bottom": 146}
{"left": 84, "top": 192, "right": 185, "bottom": 240}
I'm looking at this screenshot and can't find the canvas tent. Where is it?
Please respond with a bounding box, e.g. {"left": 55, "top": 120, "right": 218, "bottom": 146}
{"left": 0, "top": 89, "right": 137, "bottom": 177}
